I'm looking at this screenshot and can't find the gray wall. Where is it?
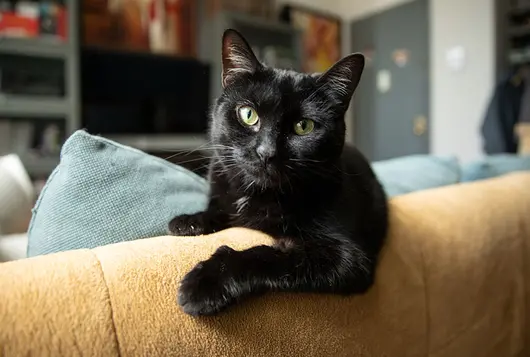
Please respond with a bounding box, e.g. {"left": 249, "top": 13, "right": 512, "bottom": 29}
{"left": 338, "top": 0, "right": 496, "bottom": 162}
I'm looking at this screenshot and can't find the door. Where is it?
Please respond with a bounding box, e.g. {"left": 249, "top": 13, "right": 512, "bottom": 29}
{"left": 351, "top": 0, "right": 429, "bottom": 162}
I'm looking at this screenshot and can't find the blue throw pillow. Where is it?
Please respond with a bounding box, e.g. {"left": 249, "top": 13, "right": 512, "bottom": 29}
{"left": 372, "top": 155, "right": 461, "bottom": 197}
{"left": 27, "top": 130, "right": 209, "bottom": 257}
{"left": 461, "top": 154, "right": 530, "bottom": 182}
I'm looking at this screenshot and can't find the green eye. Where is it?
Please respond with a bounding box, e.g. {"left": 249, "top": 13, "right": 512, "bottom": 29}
{"left": 237, "top": 106, "right": 259, "bottom": 126}
{"left": 294, "top": 119, "right": 315, "bottom": 135}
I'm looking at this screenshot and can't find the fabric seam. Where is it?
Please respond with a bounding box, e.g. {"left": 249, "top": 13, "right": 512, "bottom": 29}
{"left": 520, "top": 218, "right": 528, "bottom": 355}
{"left": 91, "top": 250, "right": 122, "bottom": 357}
{"left": 420, "top": 245, "right": 431, "bottom": 356}
{"left": 26, "top": 163, "right": 61, "bottom": 257}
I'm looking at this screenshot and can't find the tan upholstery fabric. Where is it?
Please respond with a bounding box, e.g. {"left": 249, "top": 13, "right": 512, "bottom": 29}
{"left": 1, "top": 173, "right": 529, "bottom": 357}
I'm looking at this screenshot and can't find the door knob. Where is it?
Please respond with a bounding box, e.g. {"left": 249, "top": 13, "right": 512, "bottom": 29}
{"left": 413, "top": 115, "right": 427, "bottom": 136}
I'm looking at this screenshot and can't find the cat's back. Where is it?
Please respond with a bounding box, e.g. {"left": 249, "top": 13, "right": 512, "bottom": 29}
{"left": 337, "top": 144, "right": 388, "bottom": 251}
{"left": 338, "top": 144, "right": 386, "bottom": 216}
{"left": 340, "top": 144, "right": 377, "bottom": 180}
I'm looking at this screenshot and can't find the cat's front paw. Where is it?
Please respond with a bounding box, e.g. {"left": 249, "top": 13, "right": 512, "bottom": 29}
{"left": 178, "top": 246, "right": 239, "bottom": 316}
{"left": 168, "top": 213, "right": 205, "bottom": 236}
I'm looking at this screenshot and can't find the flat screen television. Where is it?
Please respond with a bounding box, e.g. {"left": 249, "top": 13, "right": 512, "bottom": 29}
{"left": 81, "top": 47, "right": 211, "bottom": 150}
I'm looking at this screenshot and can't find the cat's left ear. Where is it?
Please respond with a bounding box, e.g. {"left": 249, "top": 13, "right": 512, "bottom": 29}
{"left": 317, "top": 53, "right": 365, "bottom": 108}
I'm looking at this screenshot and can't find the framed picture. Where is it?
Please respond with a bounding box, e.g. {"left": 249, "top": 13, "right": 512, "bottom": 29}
{"left": 82, "top": 0, "right": 197, "bottom": 57}
{"left": 280, "top": 5, "right": 341, "bottom": 73}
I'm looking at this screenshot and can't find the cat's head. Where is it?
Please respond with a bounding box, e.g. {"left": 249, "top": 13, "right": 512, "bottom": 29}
{"left": 210, "top": 29, "right": 364, "bottom": 190}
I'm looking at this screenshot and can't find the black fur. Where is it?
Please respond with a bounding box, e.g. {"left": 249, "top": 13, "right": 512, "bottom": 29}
{"left": 168, "top": 29, "right": 388, "bottom": 316}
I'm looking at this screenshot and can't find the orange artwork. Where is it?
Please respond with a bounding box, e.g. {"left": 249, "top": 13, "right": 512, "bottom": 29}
{"left": 82, "top": 0, "right": 196, "bottom": 57}
{"left": 290, "top": 8, "right": 341, "bottom": 73}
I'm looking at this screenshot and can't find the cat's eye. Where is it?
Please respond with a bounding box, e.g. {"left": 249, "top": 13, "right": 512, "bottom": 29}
{"left": 237, "top": 106, "right": 259, "bottom": 126}
{"left": 294, "top": 119, "right": 315, "bottom": 135}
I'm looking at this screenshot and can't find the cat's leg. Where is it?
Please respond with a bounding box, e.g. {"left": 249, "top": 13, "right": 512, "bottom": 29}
{"left": 177, "top": 237, "right": 375, "bottom": 315}
{"left": 167, "top": 197, "right": 230, "bottom": 236}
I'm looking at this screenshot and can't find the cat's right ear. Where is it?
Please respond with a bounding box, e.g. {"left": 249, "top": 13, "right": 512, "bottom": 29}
{"left": 317, "top": 53, "right": 365, "bottom": 109}
{"left": 222, "top": 29, "right": 261, "bottom": 88}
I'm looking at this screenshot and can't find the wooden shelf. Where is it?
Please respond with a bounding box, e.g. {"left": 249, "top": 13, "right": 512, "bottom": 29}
{"left": 0, "top": 0, "right": 81, "bottom": 178}
{"left": 82, "top": 44, "right": 200, "bottom": 63}
{"left": 225, "top": 11, "right": 296, "bottom": 35}
{"left": 509, "top": 25, "right": 530, "bottom": 38}
{"left": 20, "top": 155, "right": 60, "bottom": 177}
{"left": 0, "top": 37, "right": 69, "bottom": 58}
{"left": 509, "top": 48, "right": 530, "bottom": 64}
{"left": 0, "top": 94, "right": 68, "bottom": 118}
{"left": 104, "top": 134, "right": 208, "bottom": 151}
{"left": 509, "top": 4, "right": 530, "bottom": 16}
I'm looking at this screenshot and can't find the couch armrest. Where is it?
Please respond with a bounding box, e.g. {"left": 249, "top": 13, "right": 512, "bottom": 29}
{"left": 1, "top": 173, "right": 529, "bottom": 357}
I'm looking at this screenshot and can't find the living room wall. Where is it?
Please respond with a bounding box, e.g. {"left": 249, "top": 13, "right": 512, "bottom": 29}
{"left": 429, "top": 0, "right": 495, "bottom": 162}
{"left": 311, "top": 0, "right": 496, "bottom": 162}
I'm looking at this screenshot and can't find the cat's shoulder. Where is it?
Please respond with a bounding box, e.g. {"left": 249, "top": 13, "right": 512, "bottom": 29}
{"left": 340, "top": 144, "right": 373, "bottom": 172}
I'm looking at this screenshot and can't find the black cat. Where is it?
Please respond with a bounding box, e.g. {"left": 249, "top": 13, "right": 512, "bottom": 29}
{"left": 168, "top": 29, "right": 388, "bottom": 316}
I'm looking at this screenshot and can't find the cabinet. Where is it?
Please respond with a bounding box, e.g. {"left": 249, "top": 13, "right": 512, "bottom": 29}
{"left": 0, "top": 0, "right": 81, "bottom": 177}
{"left": 495, "top": 0, "right": 530, "bottom": 77}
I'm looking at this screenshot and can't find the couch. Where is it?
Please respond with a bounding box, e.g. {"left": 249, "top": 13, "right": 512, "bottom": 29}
{"left": 1, "top": 172, "right": 529, "bottom": 357}
{"left": 0, "top": 154, "right": 33, "bottom": 262}
{"left": 0, "top": 233, "right": 28, "bottom": 263}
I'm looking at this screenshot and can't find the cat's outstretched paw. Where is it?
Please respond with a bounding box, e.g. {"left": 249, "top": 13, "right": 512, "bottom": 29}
{"left": 168, "top": 214, "right": 205, "bottom": 236}
{"left": 178, "top": 246, "right": 239, "bottom": 316}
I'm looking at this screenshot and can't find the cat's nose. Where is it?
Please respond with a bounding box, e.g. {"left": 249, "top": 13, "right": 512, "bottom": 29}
{"left": 256, "top": 145, "right": 276, "bottom": 165}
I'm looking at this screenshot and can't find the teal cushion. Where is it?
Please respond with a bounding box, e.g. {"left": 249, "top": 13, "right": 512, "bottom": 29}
{"left": 372, "top": 155, "right": 461, "bottom": 197}
{"left": 461, "top": 154, "right": 530, "bottom": 182}
{"left": 27, "top": 130, "right": 209, "bottom": 257}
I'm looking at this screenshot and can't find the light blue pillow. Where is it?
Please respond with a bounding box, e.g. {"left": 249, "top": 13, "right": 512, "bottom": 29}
{"left": 461, "top": 154, "right": 530, "bottom": 182}
{"left": 372, "top": 155, "right": 461, "bottom": 197}
{"left": 27, "top": 130, "right": 209, "bottom": 257}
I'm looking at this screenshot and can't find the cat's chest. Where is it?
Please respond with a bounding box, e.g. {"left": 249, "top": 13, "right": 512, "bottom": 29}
{"left": 227, "top": 195, "right": 288, "bottom": 231}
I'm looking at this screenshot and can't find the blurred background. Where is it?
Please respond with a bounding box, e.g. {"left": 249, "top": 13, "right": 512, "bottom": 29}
{"left": 1, "top": 0, "right": 530, "bottom": 257}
